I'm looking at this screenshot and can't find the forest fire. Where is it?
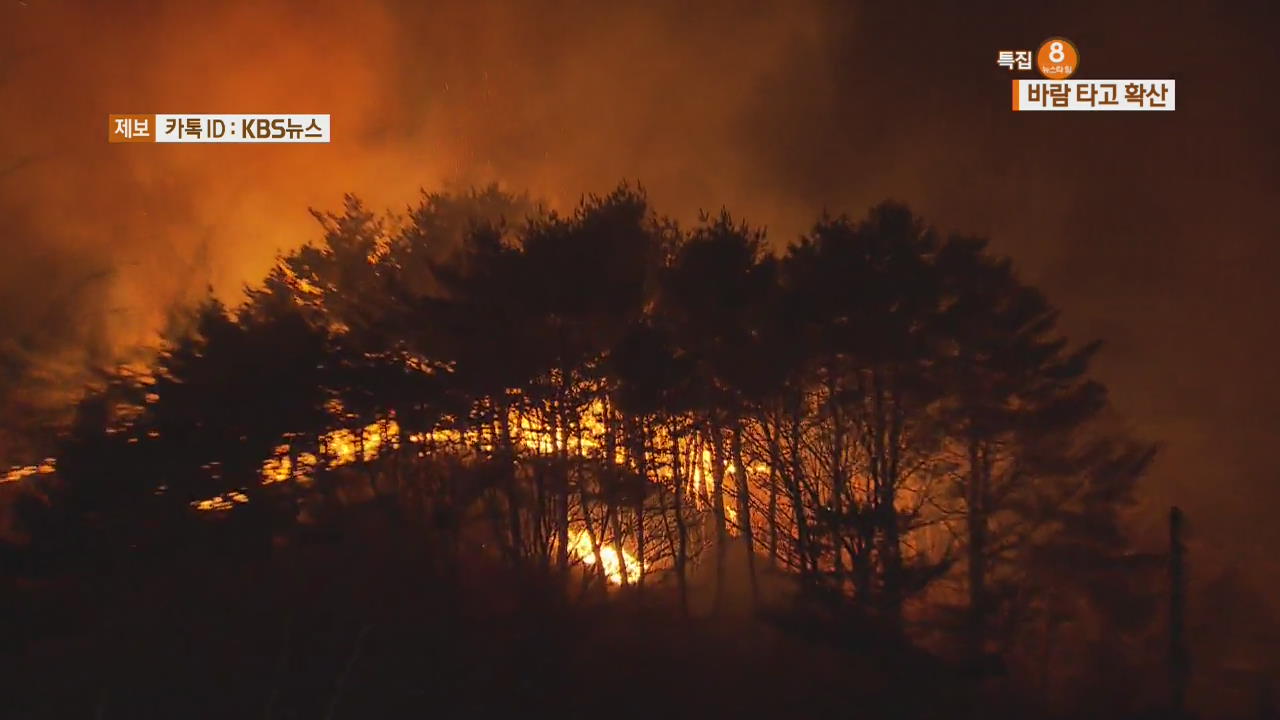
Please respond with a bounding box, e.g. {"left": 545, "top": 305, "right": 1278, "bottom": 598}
{"left": 4, "top": 0, "right": 1279, "bottom": 714}
{"left": 0, "top": 179, "right": 1196, "bottom": 718}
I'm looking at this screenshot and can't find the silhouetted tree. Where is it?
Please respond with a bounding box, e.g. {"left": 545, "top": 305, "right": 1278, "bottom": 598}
{"left": 932, "top": 232, "right": 1113, "bottom": 654}
{"left": 659, "top": 210, "right": 774, "bottom": 610}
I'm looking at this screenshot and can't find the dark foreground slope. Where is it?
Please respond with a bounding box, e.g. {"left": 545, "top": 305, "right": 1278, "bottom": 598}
{"left": 3, "top": 504, "right": 1028, "bottom": 719}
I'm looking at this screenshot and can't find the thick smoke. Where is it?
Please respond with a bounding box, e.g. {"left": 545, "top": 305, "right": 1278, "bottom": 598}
{"left": 0, "top": 0, "right": 834, "bottom": 338}
{"left": 0, "top": 0, "right": 829, "bottom": 447}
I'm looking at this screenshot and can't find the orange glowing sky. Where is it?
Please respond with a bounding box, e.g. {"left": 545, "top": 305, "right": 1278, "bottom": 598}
{"left": 0, "top": 0, "right": 835, "bottom": 351}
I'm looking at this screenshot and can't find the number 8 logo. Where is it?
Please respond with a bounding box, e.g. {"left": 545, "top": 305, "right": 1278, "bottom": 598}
{"left": 1037, "top": 37, "right": 1079, "bottom": 79}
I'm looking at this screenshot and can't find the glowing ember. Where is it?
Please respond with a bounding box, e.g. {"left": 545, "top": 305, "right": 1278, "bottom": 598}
{"left": 2, "top": 458, "right": 56, "bottom": 483}
{"left": 261, "top": 448, "right": 319, "bottom": 485}
{"left": 191, "top": 491, "right": 249, "bottom": 511}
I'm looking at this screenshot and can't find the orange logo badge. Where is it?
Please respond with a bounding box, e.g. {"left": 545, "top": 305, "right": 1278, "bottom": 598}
{"left": 1036, "top": 37, "right": 1079, "bottom": 80}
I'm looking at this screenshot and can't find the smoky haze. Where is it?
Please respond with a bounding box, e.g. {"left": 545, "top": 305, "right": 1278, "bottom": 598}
{"left": 2, "top": 0, "right": 1279, "bottom": 593}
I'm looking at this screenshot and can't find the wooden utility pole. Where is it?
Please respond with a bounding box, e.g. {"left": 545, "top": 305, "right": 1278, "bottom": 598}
{"left": 1169, "top": 506, "right": 1190, "bottom": 717}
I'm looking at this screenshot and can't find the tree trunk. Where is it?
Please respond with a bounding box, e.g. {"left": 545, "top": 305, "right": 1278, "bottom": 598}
{"left": 600, "top": 400, "right": 630, "bottom": 590}
{"left": 709, "top": 422, "right": 728, "bottom": 614}
{"left": 870, "top": 368, "right": 904, "bottom": 627}
{"left": 578, "top": 484, "right": 609, "bottom": 592}
{"left": 786, "top": 397, "right": 811, "bottom": 584}
{"left": 764, "top": 413, "right": 780, "bottom": 569}
{"left": 966, "top": 435, "right": 988, "bottom": 654}
{"left": 632, "top": 417, "right": 648, "bottom": 593}
{"left": 554, "top": 414, "right": 570, "bottom": 573}
{"left": 607, "top": 499, "right": 629, "bottom": 589}
{"left": 497, "top": 408, "right": 524, "bottom": 563}
{"left": 730, "top": 421, "right": 758, "bottom": 605}
{"left": 671, "top": 429, "right": 690, "bottom": 617}
{"left": 825, "top": 369, "right": 846, "bottom": 590}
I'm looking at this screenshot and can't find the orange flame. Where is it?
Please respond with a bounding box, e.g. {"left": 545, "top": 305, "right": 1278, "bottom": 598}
{"left": 569, "top": 528, "right": 642, "bottom": 586}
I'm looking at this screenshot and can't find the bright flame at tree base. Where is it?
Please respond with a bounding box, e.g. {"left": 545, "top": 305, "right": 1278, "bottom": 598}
{"left": 570, "top": 528, "right": 642, "bottom": 586}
